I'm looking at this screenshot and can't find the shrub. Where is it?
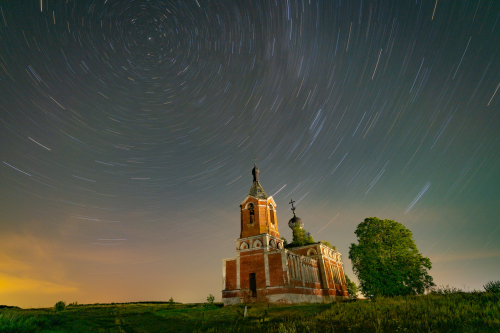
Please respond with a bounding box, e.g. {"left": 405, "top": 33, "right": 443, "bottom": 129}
{"left": 319, "top": 241, "right": 337, "bottom": 250}
{"left": 319, "top": 240, "right": 332, "bottom": 248}
{"left": 207, "top": 294, "right": 215, "bottom": 304}
{"left": 169, "top": 297, "right": 174, "bottom": 306}
{"left": 429, "top": 285, "right": 463, "bottom": 295}
{"left": 484, "top": 280, "right": 500, "bottom": 293}
{"left": 55, "top": 301, "right": 66, "bottom": 311}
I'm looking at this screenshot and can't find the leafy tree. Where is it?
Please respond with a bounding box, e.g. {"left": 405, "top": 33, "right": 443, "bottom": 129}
{"left": 281, "top": 237, "right": 288, "bottom": 246}
{"left": 306, "top": 233, "right": 314, "bottom": 244}
{"left": 349, "top": 217, "right": 435, "bottom": 297}
{"left": 207, "top": 294, "right": 215, "bottom": 304}
{"left": 54, "top": 301, "right": 66, "bottom": 311}
{"left": 169, "top": 297, "right": 174, "bottom": 306}
{"left": 291, "top": 223, "right": 315, "bottom": 246}
{"left": 344, "top": 275, "right": 358, "bottom": 299}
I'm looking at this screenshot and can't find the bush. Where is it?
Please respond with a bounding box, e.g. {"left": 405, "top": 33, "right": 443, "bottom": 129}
{"left": 169, "top": 297, "right": 174, "bottom": 306}
{"left": 319, "top": 240, "right": 337, "bottom": 250}
{"left": 484, "top": 280, "right": 500, "bottom": 293}
{"left": 54, "top": 301, "right": 66, "bottom": 311}
{"left": 429, "top": 285, "right": 463, "bottom": 295}
{"left": 207, "top": 294, "right": 215, "bottom": 304}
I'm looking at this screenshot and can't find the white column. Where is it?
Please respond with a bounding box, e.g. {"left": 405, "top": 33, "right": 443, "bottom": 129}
{"left": 300, "top": 258, "right": 306, "bottom": 287}
{"left": 281, "top": 250, "right": 289, "bottom": 285}
{"left": 222, "top": 260, "right": 226, "bottom": 290}
{"left": 264, "top": 253, "right": 270, "bottom": 286}
{"left": 319, "top": 255, "right": 330, "bottom": 289}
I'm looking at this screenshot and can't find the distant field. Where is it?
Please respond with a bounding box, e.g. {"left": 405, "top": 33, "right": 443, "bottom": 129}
{"left": 1, "top": 292, "right": 499, "bottom": 332}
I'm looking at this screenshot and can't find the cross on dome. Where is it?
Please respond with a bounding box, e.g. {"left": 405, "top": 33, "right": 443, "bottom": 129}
{"left": 289, "top": 199, "right": 296, "bottom": 216}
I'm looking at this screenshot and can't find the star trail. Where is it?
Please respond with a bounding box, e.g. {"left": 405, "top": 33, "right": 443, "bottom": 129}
{"left": 0, "top": 0, "right": 499, "bottom": 307}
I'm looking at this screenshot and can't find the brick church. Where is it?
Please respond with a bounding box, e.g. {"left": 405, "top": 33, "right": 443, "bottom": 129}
{"left": 222, "top": 163, "right": 348, "bottom": 305}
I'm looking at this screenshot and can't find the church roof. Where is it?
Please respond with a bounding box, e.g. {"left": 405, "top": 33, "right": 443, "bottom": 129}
{"left": 247, "top": 160, "right": 268, "bottom": 199}
{"left": 248, "top": 181, "right": 268, "bottom": 199}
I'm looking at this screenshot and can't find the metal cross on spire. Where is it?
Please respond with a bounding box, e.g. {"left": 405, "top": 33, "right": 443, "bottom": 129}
{"left": 254, "top": 156, "right": 258, "bottom": 165}
{"left": 289, "top": 199, "right": 296, "bottom": 216}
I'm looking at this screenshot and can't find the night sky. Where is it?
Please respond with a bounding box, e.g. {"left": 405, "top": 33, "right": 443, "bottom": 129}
{"left": 1, "top": 0, "right": 499, "bottom": 308}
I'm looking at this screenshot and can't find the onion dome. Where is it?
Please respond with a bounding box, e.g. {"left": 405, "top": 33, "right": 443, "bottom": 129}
{"left": 288, "top": 199, "right": 304, "bottom": 230}
{"left": 288, "top": 213, "right": 304, "bottom": 230}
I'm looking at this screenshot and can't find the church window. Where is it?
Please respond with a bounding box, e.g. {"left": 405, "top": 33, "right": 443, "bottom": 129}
{"left": 248, "top": 203, "right": 255, "bottom": 224}
{"left": 307, "top": 248, "right": 317, "bottom": 256}
{"left": 269, "top": 204, "right": 275, "bottom": 225}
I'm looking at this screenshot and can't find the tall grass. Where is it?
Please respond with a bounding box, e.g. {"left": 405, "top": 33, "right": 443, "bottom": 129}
{"left": 0, "top": 312, "right": 51, "bottom": 332}
{"left": 314, "top": 292, "right": 500, "bottom": 332}
{"left": 1, "top": 291, "right": 499, "bottom": 332}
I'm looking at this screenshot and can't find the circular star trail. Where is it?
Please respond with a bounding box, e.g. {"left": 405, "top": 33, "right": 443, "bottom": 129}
{"left": 0, "top": 0, "right": 499, "bottom": 306}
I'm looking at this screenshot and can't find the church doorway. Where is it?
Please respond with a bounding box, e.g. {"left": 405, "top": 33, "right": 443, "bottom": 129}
{"left": 249, "top": 273, "right": 257, "bottom": 297}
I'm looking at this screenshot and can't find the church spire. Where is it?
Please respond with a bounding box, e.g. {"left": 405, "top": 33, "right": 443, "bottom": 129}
{"left": 248, "top": 158, "right": 267, "bottom": 199}
{"left": 252, "top": 157, "right": 260, "bottom": 183}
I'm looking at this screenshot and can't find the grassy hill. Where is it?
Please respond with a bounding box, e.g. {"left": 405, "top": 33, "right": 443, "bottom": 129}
{"left": 1, "top": 292, "right": 499, "bottom": 332}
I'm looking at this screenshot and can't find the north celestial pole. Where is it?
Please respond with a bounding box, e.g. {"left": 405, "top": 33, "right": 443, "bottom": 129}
{"left": 0, "top": 0, "right": 499, "bottom": 308}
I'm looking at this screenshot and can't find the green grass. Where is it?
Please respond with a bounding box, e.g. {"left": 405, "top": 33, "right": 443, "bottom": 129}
{"left": 1, "top": 292, "right": 499, "bottom": 332}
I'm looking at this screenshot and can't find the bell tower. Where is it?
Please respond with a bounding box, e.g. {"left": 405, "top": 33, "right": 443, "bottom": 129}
{"left": 239, "top": 161, "right": 279, "bottom": 239}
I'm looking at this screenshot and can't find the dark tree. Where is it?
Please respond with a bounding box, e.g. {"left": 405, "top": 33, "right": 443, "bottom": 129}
{"left": 54, "top": 301, "right": 66, "bottom": 311}
{"left": 349, "top": 217, "right": 435, "bottom": 297}
{"left": 291, "top": 223, "right": 314, "bottom": 246}
{"left": 344, "top": 275, "right": 358, "bottom": 299}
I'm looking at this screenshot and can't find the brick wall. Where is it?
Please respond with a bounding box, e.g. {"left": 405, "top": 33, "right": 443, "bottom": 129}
{"left": 225, "top": 259, "right": 237, "bottom": 291}
{"left": 239, "top": 253, "right": 266, "bottom": 290}
{"left": 268, "top": 252, "right": 285, "bottom": 286}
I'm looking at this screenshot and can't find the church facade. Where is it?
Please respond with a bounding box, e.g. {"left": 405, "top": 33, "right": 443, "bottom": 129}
{"left": 222, "top": 163, "right": 349, "bottom": 305}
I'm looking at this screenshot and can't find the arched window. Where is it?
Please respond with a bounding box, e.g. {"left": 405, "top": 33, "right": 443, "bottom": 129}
{"left": 307, "top": 248, "right": 318, "bottom": 256}
{"left": 269, "top": 204, "right": 275, "bottom": 225}
{"left": 248, "top": 203, "right": 255, "bottom": 224}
